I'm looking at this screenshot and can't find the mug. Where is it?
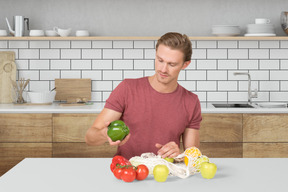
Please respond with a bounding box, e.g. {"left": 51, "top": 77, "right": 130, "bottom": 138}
{"left": 255, "top": 18, "right": 270, "bottom": 24}
{"left": 29, "top": 30, "right": 44, "bottom": 37}
{"left": 76, "top": 30, "right": 89, "bottom": 37}
{"left": 0, "top": 29, "right": 8, "bottom": 36}
{"left": 53, "top": 27, "right": 71, "bottom": 37}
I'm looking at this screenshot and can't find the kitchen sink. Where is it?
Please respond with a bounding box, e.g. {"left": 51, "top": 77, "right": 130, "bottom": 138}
{"left": 212, "top": 103, "right": 255, "bottom": 108}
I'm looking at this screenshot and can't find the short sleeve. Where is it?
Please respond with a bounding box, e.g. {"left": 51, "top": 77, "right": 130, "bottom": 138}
{"left": 104, "top": 80, "right": 127, "bottom": 113}
{"left": 187, "top": 96, "right": 202, "bottom": 129}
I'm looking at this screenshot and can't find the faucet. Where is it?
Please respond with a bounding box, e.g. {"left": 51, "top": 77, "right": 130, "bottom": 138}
{"left": 234, "top": 72, "right": 258, "bottom": 104}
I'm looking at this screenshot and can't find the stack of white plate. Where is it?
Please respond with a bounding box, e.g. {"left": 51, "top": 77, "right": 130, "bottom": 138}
{"left": 245, "top": 24, "right": 276, "bottom": 36}
{"left": 212, "top": 25, "right": 241, "bottom": 36}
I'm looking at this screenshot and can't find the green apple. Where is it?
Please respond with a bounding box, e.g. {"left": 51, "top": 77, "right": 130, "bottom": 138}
{"left": 153, "top": 164, "right": 169, "bottom": 182}
{"left": 195, "top": 155, "right": 210, "bottom": 170}
{"left": 164, "top": 157, "right": 174, "bottom": 163}
{"left": 200, "top": 162, "right": 217, "bottom": 179}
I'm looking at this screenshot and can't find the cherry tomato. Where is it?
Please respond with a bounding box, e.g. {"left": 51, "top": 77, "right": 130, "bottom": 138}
{"left": 113, "top": 167, "right": 123, "bottom": 180}
{"left": 135, "top": 164, "right": 149, "bottom": 181}
{"left": 121, "top": 167, "right": 136, "bottom": 182}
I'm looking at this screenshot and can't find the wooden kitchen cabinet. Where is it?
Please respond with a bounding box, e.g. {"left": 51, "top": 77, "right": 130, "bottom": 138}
{"left": 200, "top": 114, "right": 242, "bottom": 142}
{"left": 0, "top": 143, "right": 52, "bottom": 175}
{"left": 199, "top": 114, "right": 242, "bottom": 157}
{"left": 243, "top": 114, "right": 288, "bottom": 157}
{"left": 53, "top": 143, "right": 117, "bottom": 158}
{"left": 52, "top": 113, "right": 111, "bottom": 158}
{"left": 0, "top": 113, "right": 52, "bottom": 142}
{"left": 0, "top": 113, "right": 53, "bottom": 176}
{"left": 53, "top": 113, "right": 98, "bottom": 142}
{"left": 243, "top": 114, "right": 288, "bottom": 142}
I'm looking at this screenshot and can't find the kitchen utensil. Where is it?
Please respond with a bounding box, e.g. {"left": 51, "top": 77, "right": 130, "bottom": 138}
{"left": 281, "top": 11, "right": 288, "bottom": 35}
{"left": 6, "top": 16, "right": 29, "bottom": 37}
{"left": 0, "top": 30, "right": 7, "bottom": 36}
{"left": 76, "top": 30, "right": 89, "bottom": 37}
{"left": 255, "top": 18, "right": 270, "bottom": 24}
{"left": 212, "top": 25, "right": 241, "bottom": 36}
{"left": 27, "top": 91, "right": 56, "bottom": 104}
{"left": 16, "top": 78, "right": 29, "bottom": 103}
{"left": 29, "top": 30, "right": 44, "bottom": 36}
{"left": 45, "top": 30, "right": 58, "bottom": 37}
{"left": 53, "top": 27, "right": 71, "bottom": 37}
{"left": 0, "top": 51, "right": 16, "bottom": 104}
{"left": 55, "top": 79, "right": 91, "bottom": 101}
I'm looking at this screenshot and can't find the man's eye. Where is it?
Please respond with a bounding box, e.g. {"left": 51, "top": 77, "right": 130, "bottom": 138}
{"left": 159, "top": 59, "right": 163, "bottom": 62}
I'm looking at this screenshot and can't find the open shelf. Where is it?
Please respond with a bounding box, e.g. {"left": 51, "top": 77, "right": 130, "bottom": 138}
{"left": 0, "top": 36, "right": 288, "bottom": 40}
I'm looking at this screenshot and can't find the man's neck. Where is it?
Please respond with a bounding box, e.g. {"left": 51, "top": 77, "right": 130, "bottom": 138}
{"left": 148, "top": 75, "right": 178, "bottom": 93}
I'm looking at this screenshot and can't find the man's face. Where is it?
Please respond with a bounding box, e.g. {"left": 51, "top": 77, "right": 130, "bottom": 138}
{"left": 155, "top": 44, "right": 190, "bottom": 85}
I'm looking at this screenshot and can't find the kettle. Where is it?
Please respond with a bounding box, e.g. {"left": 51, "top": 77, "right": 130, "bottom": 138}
{"left": 6, "top": 16, "right": 29, "bottom": 37}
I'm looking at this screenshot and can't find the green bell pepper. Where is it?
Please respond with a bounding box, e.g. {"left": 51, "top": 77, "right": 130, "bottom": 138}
{"left": 107, "top": 120, "right": 130, "bottom": 142}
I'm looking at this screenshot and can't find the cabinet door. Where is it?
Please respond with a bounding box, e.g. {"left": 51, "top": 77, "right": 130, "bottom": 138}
{"left": 53, "top": 113, "right": 98, "bottom": 142}
{"left": 53, "top": 143, "right": 117, "bottom": 158}
{"left": 0, "top": 114, "right": 52, "bottom": 142}
{"left": 243, "top": 143, "right": 288, "bottom": 158}
{"left": 243, "top": 114, "right": 288, "bottom": 142}
{"left": 200, "top": 114, "right": 242, "bottom": 142}
{"left": 200, "top": 142, "right": 243, "bottom": 158}
{"left": 0, "top": 143, "right": 52, "bottom": 176}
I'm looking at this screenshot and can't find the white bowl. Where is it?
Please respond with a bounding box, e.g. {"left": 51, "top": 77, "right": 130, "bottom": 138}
{"left": 29, "top": 30, "right": 44, "bottom": 37}
{"left": 27, "top": 91, "right": 56, "bottom": 104}
{"left": 212, "top": 25, "right": 241, "bottom": 36}
{"left": 45, "top": 30, "right": 59, "bottom": 37}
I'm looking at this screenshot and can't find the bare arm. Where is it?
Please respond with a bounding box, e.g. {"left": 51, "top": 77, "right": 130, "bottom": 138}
{"left": 85, "top": 108, "right": 122, "bottom": 146}
{"left": 182, "top": 128, "right": 200, "bottom": 150}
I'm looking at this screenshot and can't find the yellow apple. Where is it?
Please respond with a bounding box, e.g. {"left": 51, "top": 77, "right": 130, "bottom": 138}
{"left": 200, "top": 162, "right": 217, "bottom": 179}
{"left": 153, "top": 164, "right": 169, "bottom": 182}
{"left": 164, "top": 157, "right": 174, "bottom": 163}
{"left": 195, "top": 155, "right": 210, "bottom": 170}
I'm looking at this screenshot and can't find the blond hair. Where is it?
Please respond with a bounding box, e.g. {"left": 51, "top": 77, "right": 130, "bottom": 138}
{"left": 156, "top": 32, "right": 192, "bottom": 62}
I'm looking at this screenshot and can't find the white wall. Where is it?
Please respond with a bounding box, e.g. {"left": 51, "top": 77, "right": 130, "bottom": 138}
{"left": 0, "top": 0, "right": 288, "bottom": 36}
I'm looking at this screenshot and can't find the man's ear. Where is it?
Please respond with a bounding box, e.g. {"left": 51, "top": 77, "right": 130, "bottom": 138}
{"left": 182, "top": 60, "right": 191, "bottom": 70}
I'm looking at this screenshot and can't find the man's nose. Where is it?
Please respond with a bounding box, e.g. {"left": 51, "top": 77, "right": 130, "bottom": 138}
{"left": 161, "top": 63, "right": 168, "bottom": 72}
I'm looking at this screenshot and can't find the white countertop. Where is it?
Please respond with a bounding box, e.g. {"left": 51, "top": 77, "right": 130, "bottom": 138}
{"left": 0, "top": 102, "right": 288, "bottom": 113}
{"left": 0, "top": 158, "right": 286, "bottom": 192}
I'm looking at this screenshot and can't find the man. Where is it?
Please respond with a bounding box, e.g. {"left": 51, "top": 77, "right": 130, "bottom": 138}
{"left": 85, "top": 32, "right": 202, "bottom": 160}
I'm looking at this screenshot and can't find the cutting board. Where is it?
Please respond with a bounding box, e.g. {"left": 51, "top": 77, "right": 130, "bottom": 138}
{"left": 0, "top": 51, "right": 16, "bottom": 104}
{"left": 55, "top": 79, "right": 91, "bottom": 101}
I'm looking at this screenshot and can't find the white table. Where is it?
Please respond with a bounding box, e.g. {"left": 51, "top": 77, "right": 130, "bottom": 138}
{"left": 0, "top": 158, "right": 287, "bottom": 192}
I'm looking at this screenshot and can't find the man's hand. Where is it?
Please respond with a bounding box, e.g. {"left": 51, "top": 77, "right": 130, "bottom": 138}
{"left": 105, "top": 122, "right": 131, "bottom": 146}
{"left": 155, "top": 142, "right": 180, "bottom": 158}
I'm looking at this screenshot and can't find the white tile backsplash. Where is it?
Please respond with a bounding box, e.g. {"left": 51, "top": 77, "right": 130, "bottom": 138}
{"left": 19, "top": 49, "right": 39, "bottom": 59}
{"left": 40, "top": 49, "right": 60, "bottom": 59}
{"left": 82, "top": 49, "right": 101, "bottom": 59}
{"left": 71, "top": 41, "right": 91, "bottom": 48}
{"left": 61, "top": 49, "right": 81, "bottom": 59}
{"left": 124, "top": 49, "right": 143, "bottom": 59}
{"left": 113, "top": 41, "right": 133, "bottom": 48}
{"left": 103, "top": 49, "right": 122, "bottom": 59}
{"left": 30, "top": 60, "right": 50, "bottom": 70}
{"left": 3, "top": 39, "right": 288, "bottom": 103}
{"left": 82, "top": 71, "right": 102, "bottom": 80}
{"left": 71, "top": 60, "right": 91, "bottom": 69}
{"left": 249, "top": 49, "right": 269, "bottom": 59}
{"left": 60, "top": 70, "right": 81, "bottom": 78}
{"left": 9, "top": 41, "right": 28, "bottom": 48}
{"left": 30, "top": 41, "right": 49, "bottom": 48}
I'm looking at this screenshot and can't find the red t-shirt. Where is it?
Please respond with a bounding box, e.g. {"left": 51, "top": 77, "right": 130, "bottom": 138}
{"left": 105, "top": 77, "right": 202, "bottom": 159}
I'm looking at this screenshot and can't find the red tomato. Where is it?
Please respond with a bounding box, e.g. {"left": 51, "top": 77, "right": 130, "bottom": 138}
{"left": 113, "top": 167, "right": 123, "bottom": 180}
{"left": 121, "top": 167, "right": 136, "bottom": 182}
{"left": 135, "top": 164, "right": 149, "bottom": 181}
